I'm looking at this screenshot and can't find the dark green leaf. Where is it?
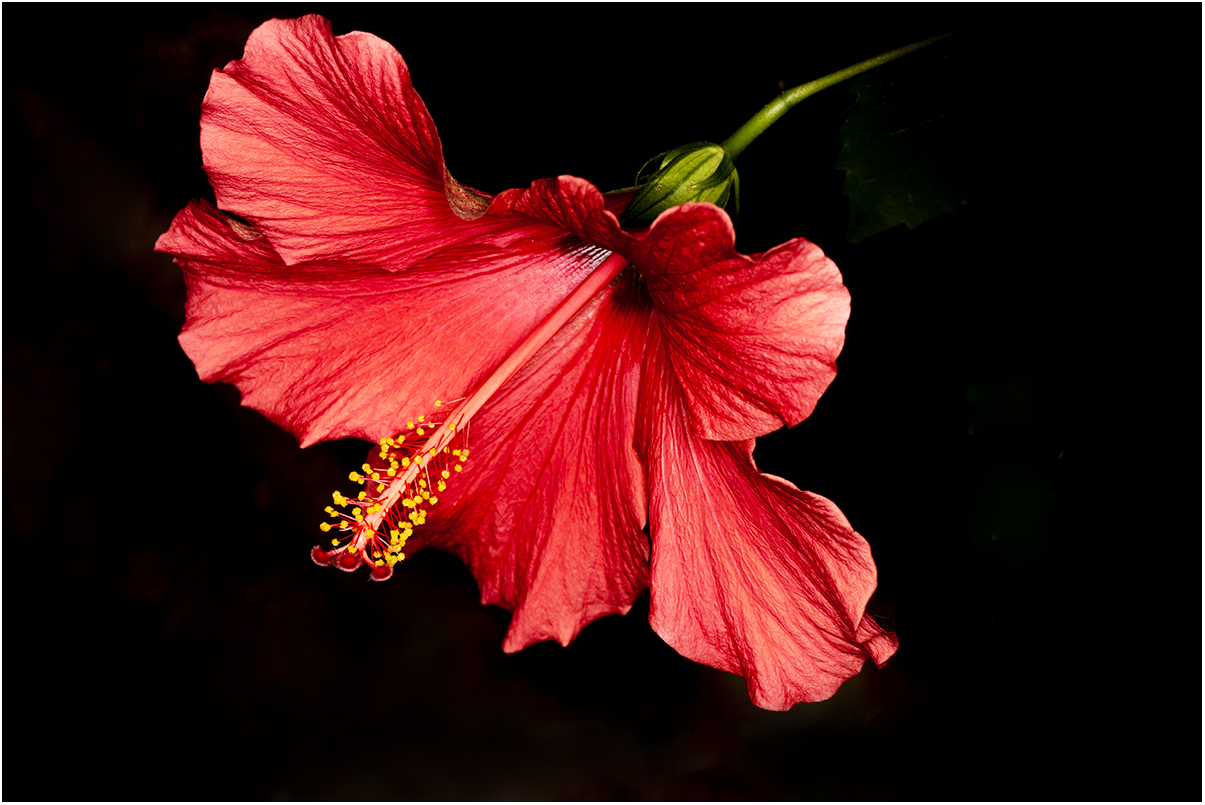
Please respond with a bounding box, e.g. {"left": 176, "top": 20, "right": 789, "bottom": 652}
{"left": 836, "top": 33, "right": 974, "bottom": 243}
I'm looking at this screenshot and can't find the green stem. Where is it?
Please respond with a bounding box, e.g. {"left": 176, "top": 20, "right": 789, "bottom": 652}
{"left": 720, "top": 32, "right": 955, "bottom": 158}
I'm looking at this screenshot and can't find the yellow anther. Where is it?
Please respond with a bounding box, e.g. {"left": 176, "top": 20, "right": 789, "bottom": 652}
{"left": 437, "top": 480, "right": 446, "bottom": 492}
{"left": 449, "top": 423, "right": 456, "bottom": 432}
{"left": 331, "top": 538, "right": 340, "bottom": 547}
{"left": 349, "top": 471, "right": 361, "bottom": 482}
{"left": 358, "top": 491, "right": 367, "bottom": 501}
{"left": 362, "top": 464, "right": 371, "bottom": 474}
{"left": 325, "top": 506, "right": 335, "bottom": 514}
{"left": 429, "top": 448, "right": 437, "bottom": 457}
{"left": 320, "top": 522, "right": 332, "bottom": 532}
{"left": 348, "top": 544, "right": 357, "bottom": 553}
{"left": 373, "top": 550, "right": 382, "bottom": 559}
{"left": 375, "top": 560, "right": 384, "bottom": 567}
{"left": 407, "top": 421, "right": 415, "bottom": 429}
{"left": 352, "top": 506, "right": 361, "bottom": 516}
{"left": 387, "top": 469, "right": 396, "bottom": 477}
{"left": 416, "top": 427, "right": 425, "bottom": 436}
{"left": 441, "top": 470, "right": 450, "bottom": 479}
{"left": 418, "top": 479, "right": 427, "bottom": 488}
{"left": 454, "top": 465, "right": 463, "bottom": 472}
{"left": 430, "top": 496, "right": 439, "bottom": 504}
{"left": 376, "top": 483, "right": 385, "bottom": 492}
{"left": 435, "top": 400, "right": 442, "bottom": 406}
{"left": 401, "top": 457, "right": 411, "bottom": 467}
{"left": 418, "top": 415, "right": 425, "bottom": 422}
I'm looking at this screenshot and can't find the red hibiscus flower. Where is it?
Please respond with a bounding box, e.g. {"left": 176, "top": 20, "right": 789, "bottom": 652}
{"left": 156, "top": 14, "right": 897, "bottom": 709}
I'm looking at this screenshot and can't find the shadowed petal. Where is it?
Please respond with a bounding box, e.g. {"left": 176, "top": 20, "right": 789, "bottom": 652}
{"left": 638, "top": 325, "right": 896, "bottom": 710}
{"left": 416, "top": 272, "right": 653, "bottom": 649}
{"left": 201, "top": 15, "right": 498, "bottom": 267}
{"left": 157, "top": 199, "right": 610, "bottom": 446}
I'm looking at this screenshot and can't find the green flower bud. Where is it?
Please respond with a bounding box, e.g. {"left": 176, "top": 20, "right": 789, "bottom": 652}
{"left": 621, "top": 141, "right": 739, "bottom": 226}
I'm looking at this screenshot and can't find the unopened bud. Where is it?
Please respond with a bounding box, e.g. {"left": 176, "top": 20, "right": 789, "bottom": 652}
{"left": 622, "top": 141, "right": 739, "bottom": 226}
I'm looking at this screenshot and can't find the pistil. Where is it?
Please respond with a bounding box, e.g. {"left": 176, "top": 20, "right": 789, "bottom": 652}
{"left": 315, "top": 251, "right": 632, "bottom": 579}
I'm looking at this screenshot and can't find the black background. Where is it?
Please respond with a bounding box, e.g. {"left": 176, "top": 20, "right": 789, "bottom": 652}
{"left": 5, "top": 5, "right": 1200, "bottom": 801}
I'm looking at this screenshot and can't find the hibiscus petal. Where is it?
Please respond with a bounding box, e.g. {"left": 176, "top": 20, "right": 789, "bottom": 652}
{"left": 634, "top": 204, "right": 849, "bottom": 441}
{"left": 156, "top": 199, "right": 611, "bottom": 446}
{"left": 200, "top": 15, "right": 499, "bottom": 267}
{"left": 639, "top": 326, "right": 896, "bottom": 710}
{"left": 505, "top": 177, "right": 850, "bottom": 441}
{"left": 414, "top": 272, "right": 653, "bottom": 650}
